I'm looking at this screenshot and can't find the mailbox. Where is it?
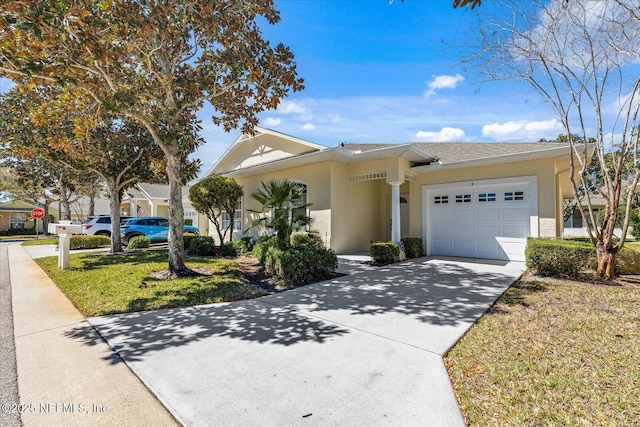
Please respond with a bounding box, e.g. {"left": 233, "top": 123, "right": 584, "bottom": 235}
{"left": 48, "top": 222, "right": 83, "bottom": 235}
{"left": 48, "top": 221, "right": 82, "bottom": 269}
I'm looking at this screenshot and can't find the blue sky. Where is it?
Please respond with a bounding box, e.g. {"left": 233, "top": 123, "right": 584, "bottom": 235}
{"left": 193, "top": 0, "right": 564, "bottom": 175}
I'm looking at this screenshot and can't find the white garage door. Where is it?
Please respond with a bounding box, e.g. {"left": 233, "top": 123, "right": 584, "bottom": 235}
{"left": 424, "top": 178, "right": 536, "bottom": 261}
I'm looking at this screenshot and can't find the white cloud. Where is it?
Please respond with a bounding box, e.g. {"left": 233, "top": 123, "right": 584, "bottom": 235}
{"left": 301, "top": 123, "right": 315, "bottom": 131}
{"left": 424, "top": 74, "right": 465, "bottom": 97}
{"left": 482, "top": 119, "right": 564, "bottom": 141}
{"left": 277, "top": 100, "right": 309, "bottom": 115}
{"left": 415, "top": 127, "right": 467, "bottom": 142}
{"left": 263, "top": 117, "right": 281, "bottom": 127}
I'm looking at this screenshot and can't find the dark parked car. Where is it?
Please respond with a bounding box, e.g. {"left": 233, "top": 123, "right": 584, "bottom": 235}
{"left": 120, "top": 216, "right": 199, "bottom": 245}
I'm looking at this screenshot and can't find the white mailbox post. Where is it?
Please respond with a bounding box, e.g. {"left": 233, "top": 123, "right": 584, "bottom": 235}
{"left": 48, "top": 221, "right": 82, "bottom": 269}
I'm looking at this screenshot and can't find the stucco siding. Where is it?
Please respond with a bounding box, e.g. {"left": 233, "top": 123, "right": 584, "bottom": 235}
{"left": 330, "top": 163, "right": 381, "bottom": 253}
{"left": 233, "top": 162, "right": 333, "bottom": 243}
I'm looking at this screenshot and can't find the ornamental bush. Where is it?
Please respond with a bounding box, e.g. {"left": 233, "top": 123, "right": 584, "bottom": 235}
{"left": 261, "top": 233, "right": 337, "bottom": 288}
{"left": 69, "top": 234, "right": 111, "bottom": 250}
{"left": 526, "top": 238, "right": 592, "bottom": 278}
{"left": 401, "top": 237, "right": 424, "bottom": 259}
{"left": 188, "top": 236, "right": 216, "bottom": 256}
{"left": 126, "top": 235, "right": 150, "bottom": 249}
{"left": 253, "top": 236, "right": 282, "bottom": 264}
{"left": 370, "top": 242, "right": 400, "bottom": 265}
{"left": 228, "top": 236, "right": 254, "bottom": 256}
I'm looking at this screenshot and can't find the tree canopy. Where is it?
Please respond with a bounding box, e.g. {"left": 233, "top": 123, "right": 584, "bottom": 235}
{"left": 1, "top": 0, "right": 303, "bottom": 273}
{"left": 475, "top": 0, "right": 640, "bottom": 278}
{"left": 189, "top": 176, "right": 243, "bottom": 247}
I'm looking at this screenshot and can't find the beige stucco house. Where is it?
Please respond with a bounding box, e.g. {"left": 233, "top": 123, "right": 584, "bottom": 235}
{"left": 206, "top": 127, "right": 581, "bottom": 262}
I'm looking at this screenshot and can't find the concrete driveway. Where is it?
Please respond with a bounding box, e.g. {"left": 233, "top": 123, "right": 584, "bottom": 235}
{"left": 87, "top": 256, "right": 525, "bottom": 427}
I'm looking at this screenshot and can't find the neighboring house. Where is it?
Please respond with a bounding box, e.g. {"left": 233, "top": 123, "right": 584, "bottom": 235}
{"left": 205, "top": 127, "right": 587, "bottom": 262}
{"left": 0, "top": 200, "right": 58, "bottom": 233}
{"left": 563, "top": 194, "right": 625, "bottom": 238}
{"left": 122, "top": 183, "right": 208, "bottom": 234}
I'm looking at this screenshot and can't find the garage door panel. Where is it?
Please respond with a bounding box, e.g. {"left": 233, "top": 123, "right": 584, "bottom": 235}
{"left": 432, "top": 224, "right": 453, "bottom": 239}
{"left": 477, "top": 239, "right": 501, "bottom": 257}
{"left": 476, "top": 208, "right": 500, "bottom": 221}
{"left": 453, "top": 209, "right": 474, "bottom": 221}
{"left": 502, "top": 224, "right": 528, "bottom": 238}
{"left": 432, "top": 239, "right": 453, "bottom": 254}
{"left": 477, "top": 224, "right": 500, "bottom": 237}
{"left": 453, "top": 240, "right": 475, "bottom": 254}
{"left": 426, "top": 181, "right": 534, "bottom": 261}
{"left": 503, "top": 206, "right": 528, "bottom": 220}
{"left": 454, "top": 224, "right": 474, "bottom": 237}
{"left": 432, "top": 209, "right": 453, "bottom": 221}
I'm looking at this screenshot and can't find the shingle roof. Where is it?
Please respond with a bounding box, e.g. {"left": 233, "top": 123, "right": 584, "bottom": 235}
{"left": 340, "top": 142, "right": 570, "bottom": 164}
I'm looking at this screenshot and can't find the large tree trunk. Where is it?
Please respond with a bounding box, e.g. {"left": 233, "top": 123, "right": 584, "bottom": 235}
{"left": 107, "top": 180, "right": 124, "bottom": 254}
{"left": 596, "top": 242, "right": 616, "bottom": 279}
{"left": 166, "top": 154, "right": 186, "bottom": 274}
{"left": 89, "top": 179, "right": 96, "bottom": 217}
{"left": 59, "top": 175, "right": 72, "bottom": 221}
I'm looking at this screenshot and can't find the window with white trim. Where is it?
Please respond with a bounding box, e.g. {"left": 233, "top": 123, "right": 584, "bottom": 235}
{"left": 221, "top": 199, "right": 243, "bottom": 233}
{"left": 10, "top": 213, "right": 27, "bottom": 229}
{"left": 291, "top": 182, "right": 309, "bottom": 231}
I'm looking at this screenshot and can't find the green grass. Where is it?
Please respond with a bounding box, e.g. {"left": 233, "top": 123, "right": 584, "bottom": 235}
{"left": 35, "top": 249, "right": 267, "bottom": 316}
{"left": 445, "top": 279, "right": 640, "bottom": 426}
{"left": 21, "top": 237, "right": 59, "bottom": 246}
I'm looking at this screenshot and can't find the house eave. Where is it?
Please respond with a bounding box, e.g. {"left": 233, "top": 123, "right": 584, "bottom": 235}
{"left": 410, "top": 145, "right": 580, "bottom": 173}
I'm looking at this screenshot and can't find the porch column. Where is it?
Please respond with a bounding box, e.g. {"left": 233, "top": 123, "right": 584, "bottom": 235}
{"left": 390, "top": 182, "right": 401, "bottom": 243}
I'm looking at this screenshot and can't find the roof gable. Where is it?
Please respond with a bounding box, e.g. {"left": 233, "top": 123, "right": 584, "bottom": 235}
{"left": 207, "top": 127, "right": 326, "bottom": 175}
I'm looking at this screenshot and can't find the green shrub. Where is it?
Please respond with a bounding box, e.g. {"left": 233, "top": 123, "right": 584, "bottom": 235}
{"left": 228, "top": 237, "right": 254, "bottom": 256}
{"left": 613, "top": 246, "right": 640, "bottom": 275}
{"left": 401, "top": 237, "right": 424, "bottom": 259}
{"left": 69, "top": 234, "right": 111, "bottom": 250}
{"left": 630, "top": 208, "right": 640, "bottom": 240}
{"left": 188, "top": 236, "right": 216, "bottom": 256}
{"left": 526, "top": 238, "right": 593, "bottom": 277}
{"left": 370, "top": 242, "right": 400, "bottom": 265}
{"left": 0, "top": 227, "right": 36, "bottom": 236}
{"left": 183, "top": 234, "right": 198, "bottom": 250}
{"left": 290, "top": 232, "right": 324, "bottom": 248}
{"left": 127, "top": 235, "right": 150, "bottom": 249}
{"left": 528, "top": 238, "right": 640, "bottom": 277}
{"left": 253, "top": 236, "right": 282, "bottom": 264}
{"left": 263, "top": 233, "right": 337, "bottom": 287}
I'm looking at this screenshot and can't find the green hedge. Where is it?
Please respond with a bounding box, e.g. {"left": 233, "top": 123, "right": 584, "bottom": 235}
{"left": 187, "top": 236, "right": 216, "bottom": 256}
{"left": 127, "top": 235, "right": 150, "bottom": 249}
{"left": 69, "top": 235, "right": 111, "bottom": 250}
{"left": 401, "top": 237, "right": 424, "bottom": 259}
{"left": 526, "top": 238, "right": 640, "bottom": 277}
{"left": 370, "top": 242, "right": 400, "bottom": 265}
{"left": 259, "top": 233, "right": 337, "bottom": 288}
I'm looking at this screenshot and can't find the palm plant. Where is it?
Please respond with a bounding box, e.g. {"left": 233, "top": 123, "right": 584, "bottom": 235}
{"left": 250, "top": 179, "right": 312, "bottom": 246}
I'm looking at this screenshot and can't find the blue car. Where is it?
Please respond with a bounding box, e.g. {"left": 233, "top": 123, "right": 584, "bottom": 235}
{"left": 120, "top": 216, "right": 199, "bottom": 245}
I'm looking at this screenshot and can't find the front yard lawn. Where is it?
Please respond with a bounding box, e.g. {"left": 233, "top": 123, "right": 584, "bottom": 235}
{"left": 446, "top": 277, "right": 640, "bottom": 426}
{"left": 35, "top": 249, "right": 267, "bottom": 316}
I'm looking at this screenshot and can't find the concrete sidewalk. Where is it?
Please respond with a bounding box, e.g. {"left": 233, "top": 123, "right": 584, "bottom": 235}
{"left": 7, "top": 243, "right": 178, "bottom": 426}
